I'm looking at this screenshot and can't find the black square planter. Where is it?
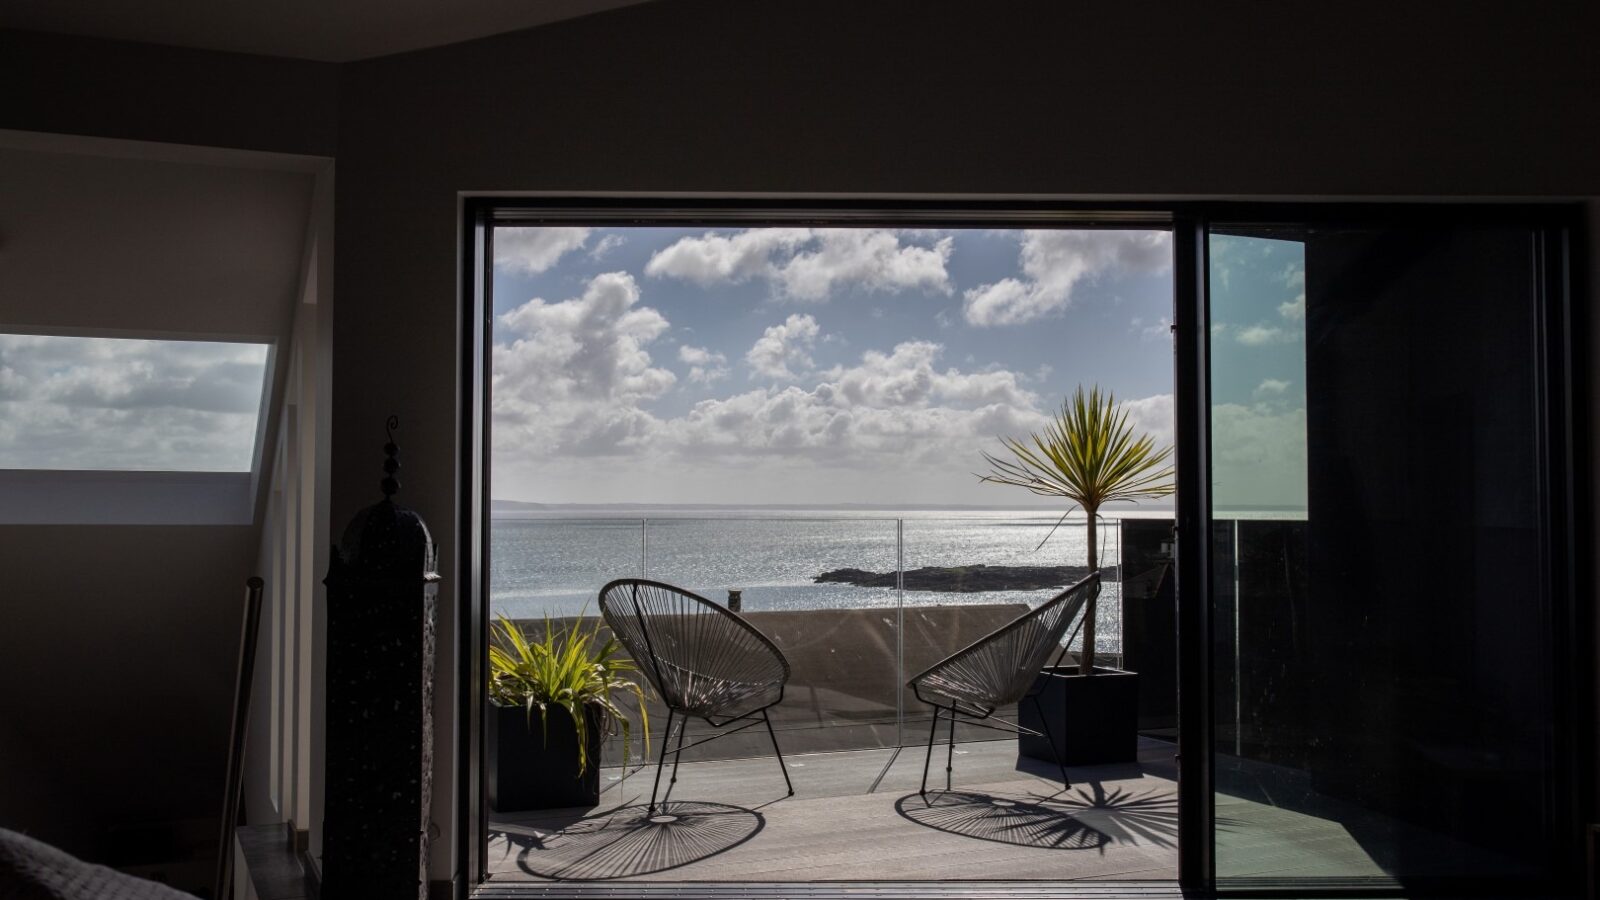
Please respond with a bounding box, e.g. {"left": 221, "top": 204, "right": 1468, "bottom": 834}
{"left": 488, "top": 703, "right": 603, "bottom": 812}
{"left": 1018, "top": 665, "right": 1140, "bottom": 766}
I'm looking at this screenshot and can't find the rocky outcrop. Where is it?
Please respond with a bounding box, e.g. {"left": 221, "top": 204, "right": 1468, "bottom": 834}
{"left": 814, "top": 563, "right": 1118, "bottom": 592}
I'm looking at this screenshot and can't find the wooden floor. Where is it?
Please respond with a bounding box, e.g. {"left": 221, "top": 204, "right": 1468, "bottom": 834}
{"left": 488, "top": 737, "right": 1181, "bottom": 883}
{"left": 488, "top": 736, "right": 1525, "bottom": 888}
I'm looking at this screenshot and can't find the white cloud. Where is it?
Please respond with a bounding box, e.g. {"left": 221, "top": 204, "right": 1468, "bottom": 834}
{"left": 645, "top": 228, "right": 953, "bottom": 301}
{"left": 1278, "top": 293, "right": 1306, "bottom": 321}
{"left": 494, "top": 272, "right": 676, "bottom": 456}
{"left": 746, "top": 314, "right": 822, "bottom": 381}
{"left": 589, "top": 233, "right": 625, "bottom": 260}
{"left": 0, "top": 334, "right": 269, "bottom": 471}
{"left": 495, "top": 227, "right": 591, "bottom": 273}
{"left": 669, "top": 341, "right": 1046, "bottom": 466}
{"left": 678, "top": 344, "right": 730, "bottom": 384}
{"left": 964, "top": 230, "right": 1172, "bottom": 326}
{"left": 1212, "top": 402, "right": 1307, "bottom": 510}
{"left": 1236, "top": 324, "right": 1285, "bottom": 345}
{"left": 1119, "top": 392, "right": 1176, "bottom": 451}
{"left": 1132, "top": 316, "right": 1173, "bottom": 341}
{"left": 1254, "top": 378, "right": 1291, "bottom": 397}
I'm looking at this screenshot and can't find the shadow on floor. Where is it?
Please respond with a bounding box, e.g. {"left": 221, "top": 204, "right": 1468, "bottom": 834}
{"left": 497, "top": 800, "right": 764, "bottom": 881}
{"left": 895, "top": 780, "right": 1180, "bottom": 853}
{"left": 1045, "top": 782, "right": 1180, "bottom": 849}
{"left": 895, "top": 790, "right": 1108, "bottom": 851}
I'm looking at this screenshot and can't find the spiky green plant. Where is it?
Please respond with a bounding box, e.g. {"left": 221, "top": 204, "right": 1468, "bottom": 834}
{"left": 979, "top": 385, "right": 1174, "bottom": 674}
{"left": 488, "top": 613, "right": 650, "bottom": 777}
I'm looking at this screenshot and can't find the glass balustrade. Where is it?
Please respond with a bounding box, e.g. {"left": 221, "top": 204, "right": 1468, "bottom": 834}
{"left": 488, "top": 513, "right": 1190, "bottom": 766}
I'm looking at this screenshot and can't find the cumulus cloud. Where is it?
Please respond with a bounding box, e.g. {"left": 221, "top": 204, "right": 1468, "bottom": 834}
{"left": 1132, "top": 316, "right": 1173, "bottom": 341}
{"left": 645, "top": 228, "right": 953, "bottom": 300}
{"left": 964, "top": 230, "right": 1172, "bottom": 326}
{"left": 1254, "top": 378, "right": 1291, "bottom": 397}
{"left": 1236, "top": 324, "right": 1285, "bottom": 345}
{"left": 678, "top": 344, "right": 730, "bottom": 384}
{"left": 1212, "top": 402, "right": 1307, "bottom": 510}
{"left": 0, "top": 334, "right": 269, "bottom": 471}
{"left": 1119, "top": 392, "right": 1176, "bottom": 451}
{"left": 494, "top": 272, "right": 676, "bottom": 456}
{"left": 746, "top": 314, "right": 822, "bottom": 381}
{"left": 495, "top": 227, "right": 591, "bottom": 273}
{"left": 590, "top": 234, "right": 625, "bottom": 261}
{"left": 667, "top": 340, "right": 1047, "bottom": 466}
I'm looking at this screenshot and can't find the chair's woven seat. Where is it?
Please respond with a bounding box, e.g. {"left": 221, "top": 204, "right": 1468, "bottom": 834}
{"left": 599, "top": 579, "right": 790, "bottom": 723}
{"left": 910, "top": 573, "right": 1099, "bottom": 712}
{"left": 907, "top": 572, "right": 1100, "bottom": 796}
{"left": 648, "top": 655, "right": 784, "bottom": 720}
{"left": 599, "top": 578, "right": 796, "bottom": 813}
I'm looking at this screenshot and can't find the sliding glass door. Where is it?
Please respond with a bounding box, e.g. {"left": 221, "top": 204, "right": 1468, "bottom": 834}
{"left": 1201, "top": 215, "right": 1575, "bottom": 892}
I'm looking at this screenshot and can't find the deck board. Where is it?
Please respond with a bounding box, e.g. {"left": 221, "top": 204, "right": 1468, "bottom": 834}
{"left": 489, "top": 738, "right": 1181, "bottom": 883}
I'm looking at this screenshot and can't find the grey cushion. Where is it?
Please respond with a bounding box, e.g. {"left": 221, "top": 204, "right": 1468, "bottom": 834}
{"left": 0, "top": 828, "right": 197, "bottom": 900}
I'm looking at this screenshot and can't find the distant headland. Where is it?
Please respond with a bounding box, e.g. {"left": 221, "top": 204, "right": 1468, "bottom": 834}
{"left": 814, "top": 564, "right": 1120, "bottom": 592}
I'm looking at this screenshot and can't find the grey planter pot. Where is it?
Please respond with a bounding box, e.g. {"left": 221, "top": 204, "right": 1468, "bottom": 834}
{"left": 488, "top": 702, "right": 602, "bottom": 812}
{"left": 1018, "top": 665, "right": 1140, "bottom": 766}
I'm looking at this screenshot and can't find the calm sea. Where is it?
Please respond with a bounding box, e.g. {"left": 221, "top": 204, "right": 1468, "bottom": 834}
{"left": 488, "top": 508, "right": 1178, "bottom": 654}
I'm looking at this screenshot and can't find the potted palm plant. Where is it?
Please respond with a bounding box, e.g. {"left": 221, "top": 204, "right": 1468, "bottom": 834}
{"left": 487, "top": 613, "right": 650, "bottom": 811}
{"left": 979, "top": 385, "right": 1173, "bottom": 765}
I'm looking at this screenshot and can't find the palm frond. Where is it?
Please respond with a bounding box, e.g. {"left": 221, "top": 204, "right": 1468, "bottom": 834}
{"left": 978, "top": 386, "right": 1174, "bottom": 513}
{"left": 977, "top": 385, "right": 1174, "bottom": 673}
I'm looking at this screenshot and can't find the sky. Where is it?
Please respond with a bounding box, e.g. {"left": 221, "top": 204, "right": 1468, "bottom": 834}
{"left": 1208, "top": 233, "right": 1308, "bottom": 511}
{"left": 490, "top": 225, "right": 1191, "bottom": 508}
{"left": 0, "top": 226, "right": 1303, "bottom": 507}
{"left": 0, "top": 334, "right": 270, "bottom": 471}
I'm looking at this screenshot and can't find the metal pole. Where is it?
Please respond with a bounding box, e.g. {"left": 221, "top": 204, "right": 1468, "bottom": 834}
{"left": 896, "top": 518, "right": 905, "bottom": 750}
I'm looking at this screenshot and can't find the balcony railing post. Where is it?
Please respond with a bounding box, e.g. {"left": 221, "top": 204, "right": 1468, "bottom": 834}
{"left": 895, "top": 517, "right": 905, "bottom": 749}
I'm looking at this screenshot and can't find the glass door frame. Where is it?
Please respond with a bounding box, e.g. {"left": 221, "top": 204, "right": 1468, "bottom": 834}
{"left": 1172, "top": 205, "right": 1590, "bottom": 898}
{"left": 456, "top": 198, "right": 1590, "bottom": 899}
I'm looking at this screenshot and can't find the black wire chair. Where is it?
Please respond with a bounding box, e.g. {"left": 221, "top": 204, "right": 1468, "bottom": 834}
{"left": 598, "top": 578, "right": 795, "bottom": 814}
{"left": 907, "top": 571, "right": 1100, "bottom": 798}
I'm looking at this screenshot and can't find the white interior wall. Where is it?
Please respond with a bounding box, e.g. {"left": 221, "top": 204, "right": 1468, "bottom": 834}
{"left": 243, "top": 169, "right": 333, "bottom": 877}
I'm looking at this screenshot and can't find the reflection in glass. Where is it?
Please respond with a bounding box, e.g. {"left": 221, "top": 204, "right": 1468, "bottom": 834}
{"left": 1209, "top": 225, "right": 1553, "bottom": 885}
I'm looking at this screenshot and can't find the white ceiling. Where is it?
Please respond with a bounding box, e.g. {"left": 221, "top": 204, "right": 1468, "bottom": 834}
{"left": 0, "top": 0, "right": 654, "bottom": 62}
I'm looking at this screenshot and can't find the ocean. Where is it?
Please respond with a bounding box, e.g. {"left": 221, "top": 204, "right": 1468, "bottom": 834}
{"left": 489, "top": 508, "right": 1173, "bottom": 655}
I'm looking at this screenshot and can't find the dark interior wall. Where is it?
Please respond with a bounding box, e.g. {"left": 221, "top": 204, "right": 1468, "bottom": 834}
{"left": 0, "top": 29, "right": 338, "bottom": 157}
{"left": 331, "top": 0, "right": 1600, "bottom": 881}
{"left": 0, "top": 0, "right": 1596, "bottom": 886}
{"left": 0, "top": 526, "right": 255, "bottom": 861}
{"left": 0, "top": 53, "right": 326, "bottom": 883}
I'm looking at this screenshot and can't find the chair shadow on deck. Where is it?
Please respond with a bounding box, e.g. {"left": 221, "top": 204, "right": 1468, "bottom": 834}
{"left": 496, "top": 800, "right": 765, "bottom": 881}
{"left": 895, "top": 781, "right": 1178, "bottom": 853}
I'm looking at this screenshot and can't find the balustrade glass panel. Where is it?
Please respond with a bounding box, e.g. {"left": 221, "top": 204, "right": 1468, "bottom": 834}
{"left": 642, "top": 516, "right": 901, "bottom": 758}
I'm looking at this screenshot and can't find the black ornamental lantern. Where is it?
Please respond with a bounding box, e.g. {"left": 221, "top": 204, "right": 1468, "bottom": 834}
{"left": 322, "top": 417, "right": 438, "bottom": 900}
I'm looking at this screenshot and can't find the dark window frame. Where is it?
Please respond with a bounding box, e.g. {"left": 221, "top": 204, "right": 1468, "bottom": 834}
{"left": 457, "top": 198, "right": 1589, "bottom": 899}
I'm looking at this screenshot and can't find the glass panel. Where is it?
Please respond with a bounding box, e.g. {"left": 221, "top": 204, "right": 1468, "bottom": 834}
{"left": 0, "top": 333, "right": 270, "bottom": 471}
{"left": 1208, "top": 224, "right": 1554, "bottom": 885}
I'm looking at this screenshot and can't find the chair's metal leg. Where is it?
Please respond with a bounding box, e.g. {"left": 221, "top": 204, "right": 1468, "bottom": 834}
{"left": 761, "top": 709, "right": 795, "bottom": 797}
{"left": 649, "top": 708, "right": 675, "bottom": 815}
{"left": 1029, "top": 694, "right": 1071, "bottom": 789}
{"left": 945, "top": 704, "right": 957, "bottom": 791}
{"left": 919, "top": 705, "right": 941, "bottom": 798}
{"left": 660, "top": 712, "right": 689, "bottom": 809}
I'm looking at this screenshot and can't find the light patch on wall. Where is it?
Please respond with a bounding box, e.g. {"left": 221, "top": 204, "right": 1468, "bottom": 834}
{"left": 0, "top": 333, "right": 270, "bottom": 471}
